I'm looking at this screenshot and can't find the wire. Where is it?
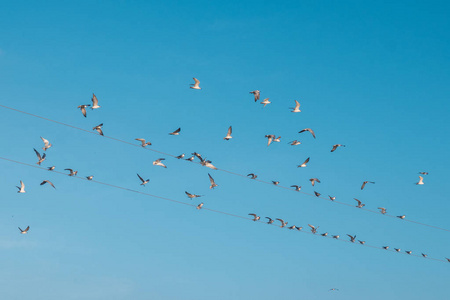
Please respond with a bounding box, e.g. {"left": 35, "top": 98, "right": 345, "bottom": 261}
{"left": 0, "top": 155, "right": 448, "bottom": 264}
{"left": 1, "top": 104, "right": 449, "bottom": 233}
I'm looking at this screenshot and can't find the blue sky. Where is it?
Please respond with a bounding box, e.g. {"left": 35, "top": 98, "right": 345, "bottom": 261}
{"left": 0, "top": 1, "right": 449, "bottom": 299}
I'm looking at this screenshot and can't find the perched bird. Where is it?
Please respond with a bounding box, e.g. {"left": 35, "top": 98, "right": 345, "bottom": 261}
{"left": 406, "top": 250, "right": 412, "bottom": 255}
{"left": 40, "top": 180, "right": 56, "bottom": 189}
{"left": 331, "top": 144, "right": 345, "bottom": 152}
{"left": 276, "top": 218, "right": 288, "bottom": 228}
{"left": 418, "top": 172, "right": 429, "bottom": 175}
{"left": 176, "top": 153, "right": 185, "bottom": 159}
{"left": 135, "top": 138, "right": 152, "bottom": 147}
{"left": 347, "top": 234, "right": 356, "bottom": 243}
{"left": 190, "top": 78, "right": 201, "bottom": 89}
{"left": 394, "top": 248, "right": 401, "bottom": 252}
{"left": 265, "top": 134, "right": 275, "bottom": 146}
{"left": 288, "top": 225, "right": 297, "bottom": 230}
{"left": 298, "top": 157, "right": 310, "bottom": 168}
{"left": 378, "top": 207, "right": 387, "bottom": 214}
{"left": 383, "top": 246, "right": 389, "bottom": 250}
{"left": 247, "top": 173, "right": 257, "bottom": 180}
{"left": 321, "top": 232, "right": 328, "bottom": 237}
{"left": 329, "top": 289, "right": 339, "bottom": 292}
{"left": 47, "top": 166, "right": 55, "bottom": 171}
{"left": 314, "top": 191, "right": 321, "bottom": 197}
{"left": 289, "top": 140, "right": 301, "bottom": 146}
{"left": 16, "top": 181, "right": 25, "bottom": 193}
{"left": 290, "top": 100, "right": 301, "bottom": 113}
{"left": 34, "top": 148, "right": 46, "bottom": 165}
{"left": 296, "top": 227, "right": 303, "bottom": 231}
{"left": 416, "top": 176, "right": 424, "bottom": 185}
{"left": 169, "top": 128, "right": 181, "bottom": 135}
{"left": 298, "top": 128, "right": 316, "bottom": 139}
{"left": 93, "top": 123, "right": 104, "bottom": 136}
{"left": 208, "top": 173, "right": 218, "bottom": 189}
{"left": 249, "top": 90, "right": 260, "bottom": 102}
{"left": 18, "top": 226, "right": 30, "bottom": 234}
{"left": 249, "top": 214, "right": 260, "bottom": 221}
{"left": 397, "top": 215, "right": 406, "bottom": 219}
{"left": 422, "top": 253, "right": 427, "bottom": 258}
{"left": 137, "top": 173, "right": 149, "bottom": 186}
{"left": 185, "top": 155, "right": 195, "bottom": 161}
{"left": 446, "top": 258, "right": 450, "bottom": 263}
{"left": 308, "top": 224, "right": 319, "bottom": 234}
{"left": 309, "top": 178, "right": 320, "bottom": 186}
{"left": 86, "top": 176, "right": 94, "bottom": 180}
{"left": 224, "top": 126, "right": 233, "bottom": 140}
{"left": 265, "top": 217, "right": 274, "bottom": 224}
{"left": 332, "top": 235, "right": 340, "bottom": 239}
{"left": 272, "top": 181, "right": 280, "bottom": 185}
{"left": 40, "top": 137, "right": 52, "bottom": 151}
{"left": 196, "top": 203, "right": 204, "bottom": 210}
{"left": 354, "top": 198, "right": 365, "bottom": 208}
{"left": 153, "top": 158, "right": 167, "bottom": 168}
{"left": 185, "top": 191, "right": 202, "bottom": 199}
{"left": 77, "top": 104, "right": 90, "bottom": 117}
{"left": 91, "top": 93, "right": 100, "bottom": 109}
{"left": 291, "top": 185, "right": 301, "bottom": 192}
{"left": 328, "top": 195, "right": 336, "bottom": 201}
{"left": 261, "top": 98, "right": 271, "bottom": 107}
{"left": 65, "top": 169, "right": 78, "bottom": 176}
{"left": 358, "top": 240, "right": 366, "bottom": 245}
{"left": 361, "top": 181, "right": 375, "bottom": 190}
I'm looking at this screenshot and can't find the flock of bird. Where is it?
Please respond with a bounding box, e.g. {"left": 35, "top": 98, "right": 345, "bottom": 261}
{"left": 10, "top": 77, "right": 448, "bottom": 265}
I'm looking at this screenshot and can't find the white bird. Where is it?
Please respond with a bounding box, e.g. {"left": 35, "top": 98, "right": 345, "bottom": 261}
{"left": 378, "top": 207, "right": 387, "bottom": 214}
{"left": 196, "top": 203, "right": 204, "bottom": 210}
{"left": 47, "top": 166, "right": 55, "bottom": 171}
{"left": 289, "top": 140, "right": 301, "bottom": 146}
{"left": 176, "top": 153, "right": 185, "bottom": 159}
{"left": 249, "top": 90, "right": 260, "bottom": 102}
{"left": 16, "top": 181, "right": 25, "bottom": 193}
{"left": 290, "top": 100, "right": 301, "bottom": 113}
{"left": 308, "top": 224, "right": 319, "bottom": 234}
{"left": 93, "top": 123, "right": 104, "bottom": 136}
{"left": 34, "top": 148, "right": 46, "bottom": 165}
{"left": 309, "top": 178, "right": 320, "bottom": 186}
{"left": 248, "top": 213, "right": 260, "bottom": 221}
{"left": 354, "top": 198, "right": 365, "bottom": 208}
{"left": 86, "top": 175, "right": 94, "bottom": 180}
{"left": 298, "top": 157, "right": 310, "bottom": 168}
{"left": 208, "top": 173, "right": 218, "bottom": 189}
{"left": 247, "top": 173, "right": 257, "bottom": 179}
{"left": 169, "top": 128, "right": 181, "bottom": 135}
{"left": 153, "top": 158, "right": 167, "bottom": 168}
{"left": 261, "top": 98, "right": 271, "bottom": 107}
{"left": 185, "top": 191, "right": 202, "bottom": 199}
{"left": 265, "top": 217, "right": 274, "bottom": 224}
{"left": 276, "top": 218, "right": 288, "bottom": 228}
{"left": 18, "top": 226, "right": 30, "bottom": 234}
{"left": 331, "top": 144, "right": 345, "bottom": 152}
{"left": 135, "top": 138, "right": 152, "bottom": 147}
{"left": 416, "top": 176, "right": 424, "bottom": 185}
{"left": 361, "top": 181, "right": 375, "bottom": 190}
{"left": 291, "top": 185, "right": 301, "bottom": 192}
{"left": 224, "top": 126, "right": 233, "bottom": 140}
{"left": 40, "top": 180, "right": 56, "bottom": 189}
{"left": 40, "top": 137, "right": 52, "bottom": 151}
{"left": 137, "top": 173, "right": 149, "bottom": 186}
{"left": 65, "top": 169, "right": 78, "bottom": 176}
{"left": 77, "top": 104, "right": 90, "bottom": 117}
{"left": 190, "top": 78, "right": 201, "bottom": 89}
{"left": 298, "top": 128, "right": 316, "bottom": 139}
{"left": 91, "top": 93, "right": 101, "bottom": 109}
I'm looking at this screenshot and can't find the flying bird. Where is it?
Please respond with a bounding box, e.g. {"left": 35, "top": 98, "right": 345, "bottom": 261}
{"left": 176, "top": 153, "right": 185, "bottom": 159}
{"left": 298, "top": 157, "right": 310, "bottom": 168}
{"left": 361, "top": 181, "right": 375, "bottom": 190}
{"left": 416, "top": 176, "right": 424, "bottom": 185}
{"left": 265, "top": 134, "right": 275, "bottom": 146}
{"left": 169, "top": 128, "right": 181, "bottom": 135}
{"left": 208, "top": 173, "right": 218, "bottom": 189}
{"left": 265, "top": 217, "right": 274, "bottom": 224}
{"left": 378, "top": 207, "right": 387, "bottom": 214}
{"left": 185, "top": 191, "right": 202, "bottom": 199}
{"left": 91, "top": 93, "right": 100, "bottom": 109}
{"left": 276, "top": 218, "right": 288, "bottom": 228}
{"left": 40, "top": 180, "right": 56, "bottom": 189}
{"left": 309, "top": 178, "right": 320, "bottom": 186}
{"left": 354, "top": 198, "right": 365, "bottom": 208}
{"left": 135, "top": 138, "right": 152, "bottom": 147}
{"left": 308, "top": 224, "right": 319, "bottom": 234}
{"left": 298, "top": 128, "right": 316, "bottom": 139}
{"left": 190, "top": 77, "right": 201, "bottom": 89}
{"left": 331, "top": 144, "right": 345, "bottom": 152}
{"left": 249, "top": 90, "right": 260, "bottom": 102}
{"left": 247, "top": 173, "right": 257, "bottom": 179}
{"left": 137, "top": 173, "right": 149, "bottom": 186}
{"left": 224, "top": 126, "right": 233, "bottom": 140}
{"left": 16, "top": 181, "right": 25, "bottom": 193}
{"left": 34, "top": 148, "right": 46, "bottom": 165}
{"left": 289, "top": 140, "right": 301, "bottom": 146}
{"left": 261, "top": 98, "right": 271, "bottom": 107}
{"left": 290, "top": 100, "right": 301, "bottom": 113}
{"left": 18, "top": 226, "right": 30, "bottom": 234}
{"left": 291, "top": 185, "right": 301, "bottom": 192}
{"left": 347, "top": 234, "right": 356, "bottom": 243}
{"left": 65, "top": 169, "right": 78, "bottom": 176}
{"left": 93, "top": 123, "right": 104, "bottom": 136}
{"left": 248, "top": 214, "right": 260, "bottom": 221}
{"left": 40, "top": 137, "right": 52, "bottom": 151}
{"left": 202, "top": 160, "right": 218, "bottom": 170}
{"left": 196, "top": 203, "right": 203, "bottom": 210}
{"left": 77, "top": 104, "right": 90, "bottom": 117}
{"left": 153, "top": 158, "right": 167, "bottom": 168}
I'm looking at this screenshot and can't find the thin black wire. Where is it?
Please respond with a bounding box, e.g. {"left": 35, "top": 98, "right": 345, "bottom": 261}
{"left": 1, "top": 104, "right": 449, "bottom": 233}
{"left": 0, "top": 156, "right": 448, "bottom": 264}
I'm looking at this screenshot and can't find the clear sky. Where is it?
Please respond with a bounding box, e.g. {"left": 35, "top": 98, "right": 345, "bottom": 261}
{"left": 0, "top": 1, "right": 449, "bottom": 299}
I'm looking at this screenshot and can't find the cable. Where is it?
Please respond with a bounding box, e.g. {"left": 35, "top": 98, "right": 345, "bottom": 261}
{"left": 0, "top": 155, "right": 448, "bottom": 264}
{"left": 1, "top": 104, "right": 449, "bottom": 233}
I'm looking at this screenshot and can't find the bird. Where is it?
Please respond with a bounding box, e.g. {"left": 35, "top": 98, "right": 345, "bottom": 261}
{"left": 276, "top": 219, "right": 288, "bottom": 228}
{"left": 185, "top": 155, "right": 195, "bottom": 161}
{"left": 298, "top": 128, "right": 316, "bottom": 138}
{"left": 16, "top": 181, "right": 25, "bottom": 193}
{"left": 192, "top": 152, "right": 204, "bottom": 162}
{"left": 291, "top": 185, "right": 301, "bottom": 192}
{"left": 224, "top": 126, "right": 233, "bottom": 140}
{"left": 18, "top": 226, "right": 30, "bottom": 234}
{"left": 176, "top": 153, "right": 185, "bottom": 159}
{"left": 406, "top": 250, "right": 412, "bottom": 255}
{"left": 265, "top": 217, "right": 274, "bottom": 224}
{"left": 296, "top": 227, "right": 303, "bottom": 231}
{"left": 137, "top": 173, "right": 149, "bottom": 186}
{"left": 354, "top": 198, "right": 365, "bottom": 208}
{"left": 247, "top": 173, "right": 257, "bottom": 179}
{"left": 288, "top": 225, "right": 297, "bottom": 230}
{"left": 135, "top": 138, "right": 152, "bottom": 147}
{"left": 40, "top": 137, "right": 52, "bottom": 151}
{"left": 169, "top": 128, "right": 181, "bottom": 135}
{"left": 358, "top": 240, "right": 365, "bottom": 245}
{"left": 47, "top": 166, "right": 55, "bottom": 171}
{"left": 397, "top": 215, "right": 406, "bottom": 219}
{"left": 196, "top": 203, "right": 203, "bottom": 210}
{"left": 153, "top": 158, "right": 167, "bottom": 168}
{"left": 261, "top": 98, "right": 271, "bottom": 107}
{"left": 309, "top": 178, "right": 320, "bottom": 186}
{"left": 93, "top": 123, "right": 104, "bottom": 136}
{"left": 394, "top": 248, "right": 401, "bottom": 252}
{"left": 331, "top": 144, "right": 345, "bottom": 152}
{"left": 446, "top": 258, "right": 450, "bottom": 263}
{"left": 34, "top": 148, "right": 46, "bottom": 165}
{"left": 190, "top": 78, "right": 201, "bottom": 89}
{"left": 416, "top": 176, "right": 424, "bottom": 185}
{"left": 272, "top": 181, "right": 280, "bottom": 185}
{"left": 378, "top": 207, "right": 387, "bottom": 214}
{"left": 298, "top": 157, "right": 310, "bottom": 168}
{"left": 321, "top": 232, "right": 328, "bottom": 237}
{"left": 422, "top": 253, "right": 427, "bottom": 258}
{"left": 265, "top": 134, "right": 275, "bottom": 146}
{"left": 65, "top": 169, "right": 78, "bottom": 176}
{"left": 288, "top": 140, "right": 301, "bottom": 146}
{"left": 418, "top": 172, "right": 429, "bottom": 175}
{"left": 329, "top": 288, "right": 339, "bottom": 292}
{"left": 202, "top": 160, "right": 218, "bottom": 170}
{"left": 273, "top": 136, "right": 281, "bottom": 143}
{"left": 314, "top": 191, "right": 321, "bottom": 197}
{"left": 329, "top": 195, "right": 336, "bottom": 201}
{"left": 383, "top": 246, "right": 389, "bottom": 250}
{"left": 248, "top": 214, "right": 260, "bottom": 221}
{"left": 249, "top": 90, "right": 260, "bottom": 102}
{"left": 332, "top": 235, "right": 340, "bottom": 239}
{"left": 308, "top": 224, "right": 319, "bottom": 234}
{"left": 203, "top": 174, "right": 217, "bottom": 190}
{"left": 290, "top": 100, "right": 301, "bottom": 113}
{"left": 86, "top": 176, "right": 94, "bottom": 180}
{"left": 185, "top": 191, "right": 202, "bottom": 199}
{"left": 91, "top": 93, "right": 100, "bottom": 109}
{"left": 347, "top": 234, "right": 356, "bottom": 243}
{"left": 77, "top": 104, "right": 90, "bottom": 117}
{"left": 40, "top": 180, "right": 56, "bottom": 189}
{"left": 361, "top": 181, "right": 375, "bottom": 190}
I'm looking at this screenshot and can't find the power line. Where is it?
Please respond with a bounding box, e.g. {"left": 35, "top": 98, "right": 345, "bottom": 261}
{"left": 1, "top": 104, "right": 449, "bottom": 233}
{"left": 0, "top": 155, "right": 448, "bottom": 264}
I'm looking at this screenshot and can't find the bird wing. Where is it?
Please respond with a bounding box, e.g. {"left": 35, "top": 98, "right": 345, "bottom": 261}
{"left": 81, "top": 106, "right": 87, "bottom": 117}
{"left": 354, "top": 198, "right": 361, "bottom": 205}
{"left": 331, "top": 145, "right": 338, "bottom": 152}
{"left": 303, "top": 157, "right": 310, "bottom": 165}
{"left": 248, "top": 213, "right": 257, "bottom": 217}
{"left": 34, "top": 148, "right": 41, "bottom": 160}
{"left": 173, "top": 128, "right": 181, "bottom": 134}
{"left": 307, "top": 128, "right": 316, "bottom": 138}
{"left": 193, "top": 78, "right": 200, "bottom": 85}
{"left": 137, "top": 173, "right": 145, "bottom": 183}
{"left": 308, "top": 224, "right": 315, "bottom": 229}
{"left": 92, "top": 94, "right": 98, "bottom": 106}
{"left": 47, "top": 181, "right": 56, "bottom": 189}
{"left": 41, "top": 136, "right": 49, "bottom": 146}
{"left": 208, "top": 173, "right": 215, "bottom": 184}
{"left": 20, "top": 181, "right": 25, "bottom": 189}
{"left": 227, "top": 126, "right": 232, "bottom": 136}
{"left": 361, "top": 182, "right": 367, "bottom": 190}
{"left": 294, "top": 100, "right": 300, "bottom": 109}
{"left": 24, "top": 226, "right": 30, "bottom": 232}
